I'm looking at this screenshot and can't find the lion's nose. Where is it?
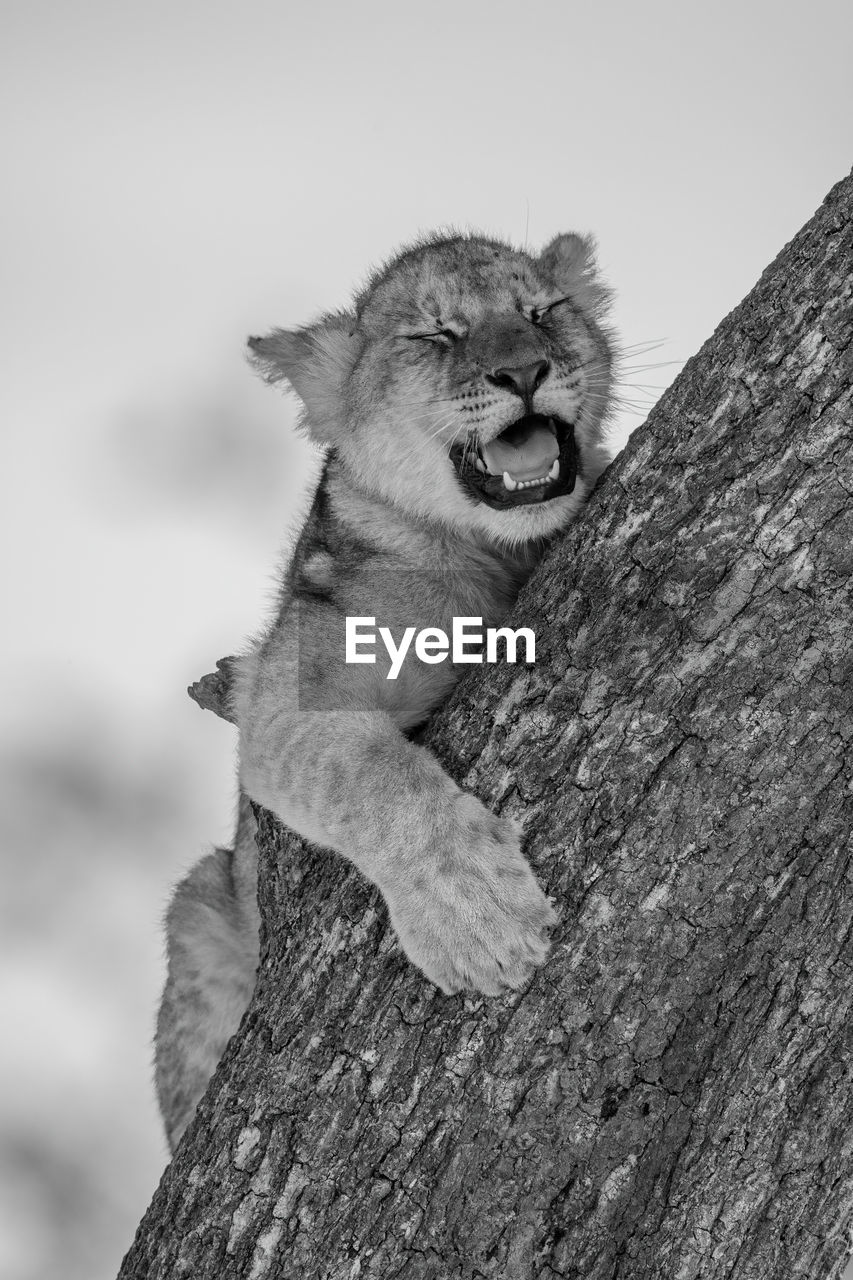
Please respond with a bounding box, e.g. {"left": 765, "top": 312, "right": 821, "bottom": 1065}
{"left": 486, "top": 358, "right": 550, "bottom": 406}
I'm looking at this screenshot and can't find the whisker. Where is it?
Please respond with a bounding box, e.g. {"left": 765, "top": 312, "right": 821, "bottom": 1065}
{"left": 390, "top": 413, "right": 461, "bottom": 468}
{"left": 615, "top": 339, "right": 669, "bottom": 355}
{"left": 393, "top": 408, "right": 459, "bottom": 426}
{"left": 616, "top": 360, "right": 684, "bottom": 372}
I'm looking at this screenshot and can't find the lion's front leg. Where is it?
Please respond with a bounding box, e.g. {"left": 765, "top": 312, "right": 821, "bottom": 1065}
{"left": 238, "top": 705, "right": 556, "bottom": 995}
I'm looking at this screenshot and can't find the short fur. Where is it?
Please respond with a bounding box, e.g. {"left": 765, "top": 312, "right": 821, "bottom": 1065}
{"left": 156, "top": 229, "right": 615, "bottom": 1149}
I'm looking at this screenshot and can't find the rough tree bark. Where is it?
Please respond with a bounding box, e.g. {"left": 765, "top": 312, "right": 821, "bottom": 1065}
{"left": 120, "top": 172, "right": 853, "bottom": 1280}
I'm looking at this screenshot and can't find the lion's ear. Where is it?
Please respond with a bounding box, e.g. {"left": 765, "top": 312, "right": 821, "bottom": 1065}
{"left": 247, "top": 310, "right": 360, "bottom": 443}
{"left": 538, "top": 233, "right": 613, "bottom": 319}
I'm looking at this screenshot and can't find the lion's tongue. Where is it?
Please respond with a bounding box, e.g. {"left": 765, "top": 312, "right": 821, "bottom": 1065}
{"left": 480, "top": 422, "right": 560, "bottom": 481}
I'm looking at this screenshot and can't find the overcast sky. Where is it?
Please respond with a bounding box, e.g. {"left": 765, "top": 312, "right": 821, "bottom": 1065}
{"left": 1, "top": 4, "right": 852, "bottom": 1277}
{"left": 3, "top": 0, "right": 852, "bottom": 731}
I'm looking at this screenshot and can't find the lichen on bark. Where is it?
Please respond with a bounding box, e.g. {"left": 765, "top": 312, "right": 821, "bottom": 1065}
{"left": 120, "top": 171, "right": 853, "bottom": 1280}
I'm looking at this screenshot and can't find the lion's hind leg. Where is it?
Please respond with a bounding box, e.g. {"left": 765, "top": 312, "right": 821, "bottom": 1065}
{"left": 155, "top": 817, "right": 259, "bottom": 1151}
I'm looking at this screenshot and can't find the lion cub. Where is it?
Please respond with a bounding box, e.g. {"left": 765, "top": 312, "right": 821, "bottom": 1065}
{"left": 156, "top": 231, "right": 614, "bottom": 1148}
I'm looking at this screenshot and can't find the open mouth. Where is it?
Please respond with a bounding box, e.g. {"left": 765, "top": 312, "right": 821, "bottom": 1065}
{"left": 449, "top": 414, "right": 578, "bottom": 509}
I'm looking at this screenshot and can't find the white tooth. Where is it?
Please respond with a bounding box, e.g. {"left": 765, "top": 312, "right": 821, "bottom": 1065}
{"left": 548, "top": 459, "right": 560, "bottom": 480}
{"left": 502, "top": 471, "right": 518, "bottom": 492}
{"left": 546, "top": 417, "right": 558, "bottom": 436}
{"left": 474, "top": 457, "right": 486, "bottom": 473}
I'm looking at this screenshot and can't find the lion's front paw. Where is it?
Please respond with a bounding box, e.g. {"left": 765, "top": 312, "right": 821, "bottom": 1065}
{"left": 383, "top": 795, "right": 557, "bottom": 996}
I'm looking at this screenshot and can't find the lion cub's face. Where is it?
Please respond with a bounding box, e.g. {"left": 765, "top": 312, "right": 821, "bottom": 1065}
{"left": 250, "top": 232, "right": 614, "bottom": 545}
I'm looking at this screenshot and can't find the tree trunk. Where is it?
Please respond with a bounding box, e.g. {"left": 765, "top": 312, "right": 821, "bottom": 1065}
{"left": 119, "top": 171, "right": 853, "bottom": 1280}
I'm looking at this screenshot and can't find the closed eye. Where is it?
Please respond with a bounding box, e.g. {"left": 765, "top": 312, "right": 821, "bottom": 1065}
{"left": 529, "top": 296, "right": 573, "bottom": 325}
{"left": 404, "top": 327, "right": 461, "bottom": 345}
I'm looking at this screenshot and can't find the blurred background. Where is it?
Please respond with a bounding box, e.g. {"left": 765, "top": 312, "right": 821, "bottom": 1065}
{"left": 1, "top": 2, "right": 851, "bottom": 1277}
